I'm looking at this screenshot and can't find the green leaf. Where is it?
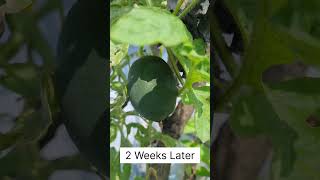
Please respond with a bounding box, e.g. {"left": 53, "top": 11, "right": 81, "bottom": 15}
{"left": 230, "top": 91, "right": 297, "bottom": 176}
{"left": 172, "top": 40, "right": 210, "bottom": 142}
{"left": 110, "top": 125, "right": 117, "bottom": 142}
{"left": 227, "top": 0, "right": 320, "bottom": 89}
{"left": 111, "top": 6, "right": 190, "bottom": 47}
{"left": 270, "top": 0, "right": 320, "bottom": 40}
{"left": 196, "top": 166, "right": 210, "bottom": 177}
{"left": 0, "top": 143, "right": 39, "bottom": 177}
{"left": 225, "top": 0, "right": 320, "bottom": 178}
{"left": 264, "top": 78, "right": 320, "bottom": 179}
{"left": 173, "top": 42, "right": 210, "bottom": 87}
{"left": 193, "top": 87, "right": 210, "bottom": 143}
{"left": 181, "top": 86, "right": 210, "bottom": 142}
{"left": 110, "top": 148, "right": 120, "bottom": 180}
{"left": 0, "top": 99, "right": 52, "bottom": 151}
{"left": 0, "top": 74, "right": 53, "bottom": 150}
{"left": 110, "top": 40, "right": 128, "bottom": 66}
{"left": 135, "top": 130, "right": 150, "bottom": 146}
{"left": 183, "top": 117, "right": 195, "bottom": 134}
{"left": 193, "top": 38, "right": 207, "bottom": 55}
{"left": 152, "top": 132, "right": 177, "bottom": 147}
{"left": 0, "top": 63, "right": 41, "bottom": 97}
{"left": 200, "top": 144, "right": 210, "bottom": 166}
{"left": 134, "top": 177, "right": 145, "bottom": 180}
{"left": 110, "top": 5, "right": 132, "bottom": 26}
{"left": 127, "top": 122, "right": 147, "bottom": 135}
{"left": 120, "top": 164, "right": 131, "bottom": 180}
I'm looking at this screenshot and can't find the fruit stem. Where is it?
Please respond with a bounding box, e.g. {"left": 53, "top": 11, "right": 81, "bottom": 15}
{"left": 173, "top": 0, "right": 185, "bottom": 15}
{"left": 167, "top": 48, "right": 184, "bottom": 87}
{"left": 178, "top": 0, "right": 200, "bottom": 19}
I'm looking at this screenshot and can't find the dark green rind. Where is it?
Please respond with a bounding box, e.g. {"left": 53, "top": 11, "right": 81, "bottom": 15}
{"left": 55, "top": 0, "right": 107, "bottom": 176}
{"left": 61, "top": 51, "right": 107, "bottom": 175}
{"left": 128, "top": 56, "right": 178, "bottom": 121}
{"left": 55, "top": 0, "right": 106, "bottom": 98}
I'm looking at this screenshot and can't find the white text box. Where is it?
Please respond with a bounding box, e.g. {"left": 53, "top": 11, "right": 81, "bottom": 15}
{"left": 120, "top": 147, "right": 200, "bottom": 164}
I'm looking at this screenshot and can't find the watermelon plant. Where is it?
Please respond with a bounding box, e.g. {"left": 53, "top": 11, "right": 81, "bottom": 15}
{"left": 212, "top": 0, "right": 320, "bottom": 179}
{"left": 0, "top": 0, "right": 107, "bottom": 179}
{"left": 110, "top": 0, "right": 210, "bottom": 179}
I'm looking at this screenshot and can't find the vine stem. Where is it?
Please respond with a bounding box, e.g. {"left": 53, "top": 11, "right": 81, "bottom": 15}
{"left": 214, "top": 72, "right": 243, "bottom": 111}
{"left": 173, "top": 0, "right": 185, "bottom": 15}
{"left": 146, "top": 0, "right": 153, "bottom": 6}
{"left": 222, "top": 0, "right": 249, "bottom": 50}
{"left": 210, "top": 10, "right": 238, "bottom": 78}
{"left": 167, "top": 48, "right": 184, "bottom": 87}
{"left": 178, "top": 0, "right": 200, "bottom": 19}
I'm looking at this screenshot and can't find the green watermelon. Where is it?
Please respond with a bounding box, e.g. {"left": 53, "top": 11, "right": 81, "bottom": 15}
{"left": 128, "top": 56, "right": 178, "bottom": 121}
{"left": 55, "top": 0, "right": 107, "bottom": 176}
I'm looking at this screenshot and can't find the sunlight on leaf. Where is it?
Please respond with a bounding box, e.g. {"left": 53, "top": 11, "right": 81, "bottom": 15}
{"left": 111, "top": 6, "right": 191, "bottom": 47}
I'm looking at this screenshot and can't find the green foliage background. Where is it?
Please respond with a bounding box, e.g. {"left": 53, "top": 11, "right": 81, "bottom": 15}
{"left": 110, "top": 0, "right": 210, "bottom": 179}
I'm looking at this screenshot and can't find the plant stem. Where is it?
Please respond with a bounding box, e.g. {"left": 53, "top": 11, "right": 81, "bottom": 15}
{"left": 210, "top": 10, "right": 238, "bottom": 78}
{"left": 173, "top": 0, "right": 185, "bottom": 15}
{"left": 222, "top": 0, "right": 249, "bottom": 50}
{"left": 167, "top": 48, "right": 184, "bottom": 86}
{"left": 146, "top": 0, "right": 153, "bottom": 6}
{"left": 214, "top": 72, "right": 243, "bottom": 111}
{"left": 178, "top": 0, "right": 200, "bottom": 19}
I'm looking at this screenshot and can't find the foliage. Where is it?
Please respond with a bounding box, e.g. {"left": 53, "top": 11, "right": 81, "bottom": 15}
{"left": 213, "top": 0, "right": 320, "bottom": 179}
{"left": 0, "top": 0, "right": 106, "bottom": 179}
{"left": 110, "top": 0, "right": 210, "bottom": 179}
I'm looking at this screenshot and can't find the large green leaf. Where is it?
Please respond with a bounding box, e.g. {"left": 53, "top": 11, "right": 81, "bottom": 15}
{"left": 264, "top": 78, "right": 320, "bottom": 180}
{"left": 230, "top": 90, "right": 298, "bottom": 176}
{"left": 110, "top": 5, "right": 132, "bottom": 26}
{"left": 226, "top": 0, "right": 320, "bottom": 81}
{"left": 193, "top": 86, "right": 210, "bottom": 142}
{"left": 111, "top": 6, "right": 191, "bottom": 47}
{"left": 226, "top": 0, "right": 320, "bottom": 178}
{"left": 270, "top": 0, "right": 320, "bottom": 40}
{"left": 62, "top": 50, "right": 107, "bottom": 174}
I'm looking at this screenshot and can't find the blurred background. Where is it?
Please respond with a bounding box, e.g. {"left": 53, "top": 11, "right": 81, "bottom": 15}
{"left": 0, "top": 0, "right": 103, "bottom": 179}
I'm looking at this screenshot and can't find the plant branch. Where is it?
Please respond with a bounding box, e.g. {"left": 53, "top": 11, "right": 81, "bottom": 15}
{"left": 167, "top": 48, "right": 184, "bottom": 86}
{"left": 214, "top": 73, "right": 242, "bottom": 111}
{"left": 222, "top": 0, "right": 249, "bottom": 50}
{"left": 178, "top": 0, "right": 200, "bottom": 19}
{"left": 173, "top": 0, "right": 185, "bottom": 15}
{"left": 149, "top": 101, "right": 194, "bottom": 180}
{"left": 146, "top": 0, "right": 153, "bottom": 6}
{"left": 210, "top": 10, "right": 238, "bottom": 78}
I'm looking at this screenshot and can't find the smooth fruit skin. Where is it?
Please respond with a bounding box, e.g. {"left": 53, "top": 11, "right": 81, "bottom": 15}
{"left": 128, "top": 56, "right": 178, "bottom": 121}
{"left": 56, "top": 0, "right": 107, "bottom": 176}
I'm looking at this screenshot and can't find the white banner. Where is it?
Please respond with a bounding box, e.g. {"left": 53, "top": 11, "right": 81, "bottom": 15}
{"left": 120, "top": 147, "right": 200, "bottom": 164}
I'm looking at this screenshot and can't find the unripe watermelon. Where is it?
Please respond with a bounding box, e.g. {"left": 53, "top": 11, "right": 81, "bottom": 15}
{"left": 128, "top": 56, "right": 178, "bottom": 121}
